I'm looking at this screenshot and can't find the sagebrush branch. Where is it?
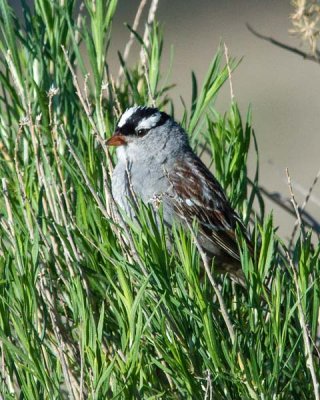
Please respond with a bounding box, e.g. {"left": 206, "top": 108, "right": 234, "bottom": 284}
{"left": 247, "top": 24, "right": 320, "bottom": 63}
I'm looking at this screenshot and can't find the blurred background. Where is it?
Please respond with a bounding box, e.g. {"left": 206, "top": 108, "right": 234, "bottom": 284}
{"left": 13, "top": 0, "right": 320, "bottom": 238}
{"left": 109, "top": 0, "right": 320, "bottom": 239}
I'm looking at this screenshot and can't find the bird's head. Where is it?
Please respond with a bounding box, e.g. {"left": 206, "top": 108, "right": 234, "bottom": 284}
{"left": 106, "top": 106, "right": 189, "bottom": 161}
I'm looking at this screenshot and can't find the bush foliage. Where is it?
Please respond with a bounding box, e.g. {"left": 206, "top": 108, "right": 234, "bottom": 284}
{"left": 0, "top": 1, "right": 319, "bottom": 399}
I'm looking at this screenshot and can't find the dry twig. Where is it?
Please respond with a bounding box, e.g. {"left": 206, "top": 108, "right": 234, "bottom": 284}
{"left": 247, "top": 23, "right": 320, "bottom": 64}
{"left": 139, "top": 0, "right": 159, "bottom": 65}
{"left": 118, "top": 0, "right": 149, "bottom": 80}
{"left": 290, "top": 167, "right": 320, "bottom": 243}
{"left": 286, "top": 168, "right": 303, "bottom": 229}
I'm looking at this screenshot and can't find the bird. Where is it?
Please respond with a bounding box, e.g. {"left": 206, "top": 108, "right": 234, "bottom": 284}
{"left": 106, "top": 106, "right": 253, "bottom": 285}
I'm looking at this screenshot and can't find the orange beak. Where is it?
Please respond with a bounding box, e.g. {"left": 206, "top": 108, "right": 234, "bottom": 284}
{"left": 106, "top": 133, "right": 127, "bottom": 147}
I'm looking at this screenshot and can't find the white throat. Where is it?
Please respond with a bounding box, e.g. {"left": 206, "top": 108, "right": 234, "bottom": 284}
{"left": 116, "top": 145, "right": 128, "bottom": 164}
{"left": 116, "top": 141, "right": 142, "bottom": 164}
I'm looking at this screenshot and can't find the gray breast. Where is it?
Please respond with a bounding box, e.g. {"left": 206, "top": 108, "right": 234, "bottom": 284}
{"left": 111, "top": 162, "right": 132, "bottom": 214}
{"left": 111, "top": 158, "right": 170, "bottom": 218}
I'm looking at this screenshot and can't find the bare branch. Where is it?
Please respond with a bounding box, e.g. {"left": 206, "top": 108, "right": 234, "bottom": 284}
{"left": 290, "top": 167, "right": 320, "bottom": 242}
{"left": 247, "top": 23, "right": 320, "bottom": 64}
{"left": 140, "top": 0, "right": 159, "bottom": 65}
{"left": 118, "top": 0, "right": 148, "bottom": 80}
{"left": 286, "top": 168, "right": 303, "bottom": 229}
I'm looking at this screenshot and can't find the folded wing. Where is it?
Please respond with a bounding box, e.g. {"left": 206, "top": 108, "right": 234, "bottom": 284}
{"left": 165, "top": 154, "right": 252, "bottom": 262}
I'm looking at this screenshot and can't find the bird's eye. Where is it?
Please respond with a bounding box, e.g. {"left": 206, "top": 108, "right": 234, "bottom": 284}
{"left": 137, "top": 128, "right": 148, "bottom": 136}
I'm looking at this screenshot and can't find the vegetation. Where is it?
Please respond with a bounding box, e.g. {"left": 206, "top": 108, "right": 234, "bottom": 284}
{"left": 0, "top": 0, "right": 319, "bottom": 398}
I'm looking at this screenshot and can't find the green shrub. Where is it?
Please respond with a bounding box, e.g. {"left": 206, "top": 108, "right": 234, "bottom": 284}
{"left": 0, "top": 1, "right": 319, "bottom": 398}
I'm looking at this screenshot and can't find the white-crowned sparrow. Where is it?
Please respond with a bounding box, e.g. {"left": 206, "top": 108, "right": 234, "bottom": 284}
{"left": 107, "top": 106, "right": 252, "bottom": 284}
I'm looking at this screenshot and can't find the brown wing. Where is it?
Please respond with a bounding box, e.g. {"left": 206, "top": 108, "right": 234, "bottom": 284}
{"left": 165, "top": 154, "right": 252, "bottom": 261}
